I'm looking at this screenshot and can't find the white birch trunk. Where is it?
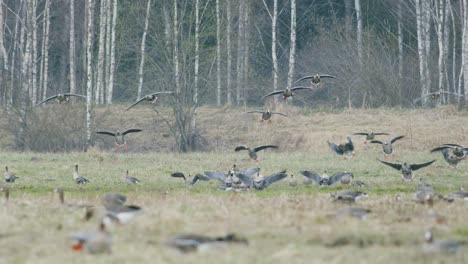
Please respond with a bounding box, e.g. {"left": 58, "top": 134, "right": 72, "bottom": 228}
{"left": 448, "top": 0, "right": 457, "bottom": 95}
{"left": 25, "top": 0, "right": 33, "bottom": 101}
{"left": 41, "top": 0, "right": 51, "bottom": 100}
{"left": 105, "top": 0, "right": 112, "bottom": 98}
{"left": 398, "top": 0, "right": 403, "bottom": 79}
{"left": 416, "top": 0, "right": 429, "bottom": 105}
{"left": 435, "top": 0, "right": 446, "bottom": 103}
{"left": 354, "top": 0, "right": 362, "bottom": 66}
{"left": 243, "top": 1, "right": 249, "bottom": 101}
{"left": 173, "top": 0, "right": 180, "bottom": 93}
{"left": 107, "top": 0, "right": 117, "bottom": 104}
{"left": 235, "top": 0, "right": 245, "bottom": 105}
{"left": 69, "top": 0, "right": 77, "bottom": 96}
{"left": 226, "top": 0, "right": 232, "bottom": 105}
{"left": 423, "top": 0, "right": 431, "bottom": 94}
{"left": 272, "top": 0, "right": 278, "bottom": 92}
{"left": 194, "top": 0, "right": 200, "bottom": 104}
{"left": 463, "top": 0, "right": 468, "bottom": 103}
{"left": 96, "top": 0, "right": 107, "bottom": 104}
{"left": 216, "top": 0, "right": 221, "bottom": 106}
{"left": 0, "top": 0, "right": 7, "bottom": 70}
{"left": 137, "top": 0, "right": 151, "bottom": 100}
{"left": 31, "top": 0, "right": 38, "bottom": 104}
{"left": 9, "top": 1, "right": 20, "bottom": 108}
{"left": 163, "top": 2, "right": 171, "bottom": 48}
{"left": 286, "top": 0, "right": 297, "bottom": 88}
{"left": 86, "top": 0, "right": 94, "bottom": 150}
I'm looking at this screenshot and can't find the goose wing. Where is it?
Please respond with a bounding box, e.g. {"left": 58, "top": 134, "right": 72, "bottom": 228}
{"left": 290, "top": 86, "right": 312, "bottom": 92}
{"left": 328, "top": 172, "right": 353, "bottom": 185}
{"left": 245, "top": 110, "right": 265, "bottom": 114}
{"left": 378, "top": 159, "right": 402, "bottom": 171}
{"left": 64, "top": 93, "right": 87, "bottom": 98}
{"left": 234, "top": 146, "right": 249, "bottom": 152}
{"left": 300, "top": 170, "right": 322, "bottom": 184}
{"left": 352, "top": 132, "right": 369, "bottom": 136}
{"left": 261, "top": 90, "right": 283, "bottom": 99}
{"left": 122, "top": 128, "right": 143, "bottom": 135}
{"left": 293, "top": 75, "right": 314, "bottom": 84}
{"left": 252, "top": 145, "right": 278, "bottom": 152}
{"left": 319, "top": 74, "right": 339, "bottom": 79}
{"left": 96, "top": 130, "right": 117, "bottom": 136}
{"left": 327, "top": 141, "right": 344, "bottom": 155}
{"left": 369, "top": 140, "right": 383, "bottom": 145}
{"left": 410, "top": 160, "right": 436, "bottom": 171}
{"left": 235, "top": 173, "right": 254, "bottom": 188}
{"left": 204, "top": 171, "right": 227, "bottom": 182}
{"left": 239, "top": 167, "right": 260, "bottom": 177}
{"left": 260, "top": 172, "right": 288, "bottom": 188}
{"left": 36, "top": 95, "right": 59, "bottom": 106}
{"left": 148, "top": 91, "right": 174, "bottom": 96}
{"left": 189, "top": 174, "right": 210, "bottom": 185}
{"left": 390, "top": 135, "right": 405, "bottom": 144}
{"left": 125, "top": 97, "right": 147, "bottom": 111}
{"left": 270, "top": 112, "right": 288, "bottom": 117}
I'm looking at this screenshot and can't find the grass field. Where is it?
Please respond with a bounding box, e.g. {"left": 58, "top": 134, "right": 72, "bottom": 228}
{"left": 1, "top": 107, "right": 468, "bottom": 263}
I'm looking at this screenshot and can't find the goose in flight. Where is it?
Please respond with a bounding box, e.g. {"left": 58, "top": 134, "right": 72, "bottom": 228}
{"left": 235, "top": 171, "right": 288, "bottom": 190}
{"left": 245, "top": 110, "right": 287, "bottom": 124}
{"left": 261, "top": 86, "right": 312, "bottom": 100}
{"left": 36, "top": 93, "right": 86, "bottom": 106}
{"left": 370, "top": 135, "right": 404, "bottom": 159}
{"left": 378, "top": 159, "right": 436, "bottom": 182}
{"left": 301, "top": 170, "right": 354, "bottom": 186}
{"left": 96, "top": 129, "right": 142, "bottom": 149}
{"left": 125, "top": 91, "right": 174, "bottom": 110}
{"left": 234, "top": 145, "right": 278, "bottom": 161}
{"left": 431, "top": 144, "right": 467, "bottom": 168}
{"left": 352, "top": 131, "right": 389, "bottom": 144}
{"left": 327, "top": 137, "right": 355, "bottom": 159}
{"left": 293, "top": 74, "right": 338, "bottom": 88}
{"left": 102, "top": 193, "right": 142, "bottom": 225}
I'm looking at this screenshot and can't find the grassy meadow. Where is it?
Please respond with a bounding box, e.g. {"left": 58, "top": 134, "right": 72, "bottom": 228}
{"left": 1, "top": 106, "right": 468, "bottom": 263}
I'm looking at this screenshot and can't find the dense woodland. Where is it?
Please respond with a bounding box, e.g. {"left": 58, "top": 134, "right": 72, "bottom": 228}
{"left": 0, "top": 0, "right": 466, "bottom": 151}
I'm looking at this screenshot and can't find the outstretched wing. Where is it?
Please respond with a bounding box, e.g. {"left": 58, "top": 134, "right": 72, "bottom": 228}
{"left": 430, "top": 145, "right": 454, "bottom": 152}
{"left": 413, "top": 93, "right": 434, "bottom": 104}
{"left": 253, "top": 145, "right": 278, "bottom": 152}
{"left": 246, "top": 110, "right": 265, "bottom": 114}
{"left": 410, "top": 160, "right": 436, "bottom": 171}
{"left": 204, "top": 171, "right": 227, "bottom": 182}
{"left": 441, "top": 91, "right": 462, "bottom": 97}
{"left": 374, "top": 132, "right": 389, "bottom": 135}
{"left": 148, "top": 91, "right": 174, "bottom": 96}
{"left": 96, "top": 130, "right": 117, "bottom": 136}
{"left": 290, "top": 86, "right": 312, "bottom": 92}
{"left": 235, "top": 173, "right": 254, "bottom": 188}
{"left": 122, "top": 128, "right": 143, "bottom": 135}
{"left": 261, "top": 172, "right": 288, "bottom": 188}
{"left": 261, "top": 90, "right": 283, "bottom": 100}
{"left": 328, "top": 172, "right": 353, "bottom": 185}
{"left": 300, "top": 170, "right": 322, "bottom": 184}
{"left": 64, "top": 93, "right": 87, "bottom": 98}
{"left": 319, "top": 74, "right": 339, "bottom": 80}
{"left": 270, "top": 112, "right": 288, "bottom": 117}
{"left": 239, "top": 167, "right": 260, "bottom": 177}
{"left": 390, "top": 135, "right": 405, "bottom": 144}
{"left": 234, "top": 146, "right": 249, "bottom": 152}
{"left": 189, "top": 174, "right": 210, "bottom": 185}
{"left": 327, "top": 141, "right": 343, "bottom": 155}
{"left": 378, "top": 159, "right": 402, "bottom": 171}
{"left": 352, "top": 132, "right": 369, "bottom": 136}
{"left": 125, "top": 97, "right": 147, "bottom": 111}
{"left": 369, "top": 140, "right": 383, "bottom": 145}
{"left": 36, "top": 95, "right": 59, "bottom": 106}
{"left": 293, "top": 75, "right": 314, "bottom": 84}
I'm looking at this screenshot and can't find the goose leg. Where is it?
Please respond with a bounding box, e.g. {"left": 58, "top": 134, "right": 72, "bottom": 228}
{"left": 114, "top": 144, "right": 119, "bottom": 150}
{"left": 259, "top": 119, "right": 264, "bottom": 124}
{"left": 268, "top": 120, "right": 272, "bottom": 124}
{"left": 318, "top": 83, "right": 324, "bottom": 89}
{"left": 72, "top": 243, "right": 83, "bottom": 251}
{"left": 123, "top": 143, "right": 128, "bottom": 150}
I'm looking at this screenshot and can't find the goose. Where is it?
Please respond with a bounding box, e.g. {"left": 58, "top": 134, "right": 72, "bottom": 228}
{"left": 378, "top": 159, "right": 436, "bottom": 182}
{"left": 333, "top": 206, "right": 371, "bottom": 219}
{"left": 167, "top": 233, "right": 248, "bottom": 253}
{"left": 293, "top": 74, "right": 338, "bottom": 88}
{"left": 36, "top": 93, "right": 86, "bottom": 106}
{"left": 102, "top": 193, "right": 142, "bottom": 224}
{"left": 73, "top": 164, "right": 89, "bottom": 184}
{"left": 444, "top": 187, "right": 468, "bottom": 201}
{"left": 352, "top": 131, "right": 389, "bottom": 144}
{"left": 236, "top": 171, "right": 288, "bottom": 190}
{"left": 288, "top": 173, "right": 298, "bottom": 187}
{"left": 327, "top": 137, "right": 355, "bottom": 159}
{"left": 170, "top": 172, "right": 186, "bottom": 182}
{"left": 351, "top": 180, "right": 367, "bottom": 187}
{"left": 301, "top": 170, "right": 354, "bottom": 186}
{"left": 414, "top": 178, "right": 438, "bottom": 205}
{"left": 0, "top": 187, "right": 9, "bottom": 205}
{"left": 204, "top": 167, "right": 260, "bottom": 186}
{"left": 330, "top": 190, "right": 368, "bottom": 202}
{"left": 261, "top": 86, "right": 312, "bottom": 100}
{"left": 431, "top": 145, "right": 467, "bottom": 168}
{"left": 122, "top": 170, "right": 140, "bottom": 184}
{"left": 125, "top": 91, "right": 174, "bottom": 110}
{"left": 370, "top": 135, "right": 404, "bottom": 159}
{"left": 70, "top": 220, "right": 112, "bottom": 254}
{"left": 423, "top": 230, "right": 461, "bottom": 254}
{"left": 4, "top": 166, "right": 18, "bottom": 183}
{"left": 170, "top": 172, "right": 210, "bottom": 185}
{"left": 234, "top": 145, "right": 278, "bottom": 161}
{"left": 245, "top": 110, "right": 287, "bottom": 124}
{"left": 413, "top": 91, "right": 462, "bottom": 105}
{"left": 96, "top": 129, "right": 142, "bottom": 150}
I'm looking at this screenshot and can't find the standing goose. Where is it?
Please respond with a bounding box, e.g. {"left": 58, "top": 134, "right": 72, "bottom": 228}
{"left": 235, "top": 171, "right": 288, "bottom": 190}
{"left": 125, "top": 91, "right": 174, "bottom": 110}
{"left": 245, "top": 110, "right": 287, "bottom": 124}
{"left": 261, "top": 86, "right": 312, "bottom": 100}
{"left": 413, "top": 91, "right": 462, "bottom": 105}
{"left": 96, "top": 128, "right": 142, "bottom": 149}
{"left": 167, "top": 233, "right": 248, "bottom": 253}
{"left": 414, "top": 178, "right": 438, "bottom": 205}
{"left": 4, "top": 166, "right": 19, "bottom": 183}
{"left": 352, "top": 131, "right": 389, "bottom": 144}
{"left": 370, "top": 135, "right": 404, "bottom": 159}
{"left": 378, "top": 159, "right": 436, "bottom": 182}
{"left": 431, "top": 145, "right": 467, "bottom": 168}
{"left": 293, "top": 74, "right": 338, "bottom": 88}
{"left": 122, "top": 170, "right": 140, "bottom": 184}
{"left": 327, "top": 137, "right": 355, "bottom": 159}
{"left": 70, "top": 220, "right": 112, "bottom": 254}
{"left": 423, "top": 231, "right": 461, "bottom": 254}
{"left": 301, "top": 170, "right": 354, "bottom": 186}
{"left": 234, "top": 145, "right": 278, "bottom": 161}
{"left": 73, "top": 164, "right": 89, "bottom": 184}
{"left": 36, "top": 93, "right": 86, "bottom": 106}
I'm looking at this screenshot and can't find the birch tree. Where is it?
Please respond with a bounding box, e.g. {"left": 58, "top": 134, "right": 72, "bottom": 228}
{"left": 194, "top": 0, "right": 200, "bottom": 104}
{"left": 398, "top": 0, "right": 403, "bottom": 78}
{"left": 355, "top": 0, "right": 362, "bottom": 66}
{"left": 96, "top": 0, "right": 107, "bottom": 104}
{"left": 226, "top": 0, "right": 232, "bottom": 105}
{"left": 137, "top": 0, "right": 151, "bottom": 100}
{"left": 434, "top": 0, "right": 446, "bottom": 103}
{"left": 105, "top": 0, "right": 112, "bottom": 98}
{"left": 286, "top": 0, "right": 297, "bottom": 88}
{"left": 173, "top": 0, "right": 180, "bottom": 93}
{"left": 31, "top": 0, "right": 38, "bottom": 104}
{"left": 216, "top": 0, "right": 221, "bottom": 106}
{"left": 463, "top": 0, "right": 468, "bottom": 103}
{"left": 107, "top": 0, "right": 118, "bottom": 104}
{"left": 69, "top": 0, "right": 77, "bottom": 96}
{"left": 261, "top": 0, "right": 278, "bottom": 92}
{"left": 8, "top": 1, "right": 20, "bottom": 108}
{"left": 235, "top": 0, "right": 245, "bottom": 105}
{"left": 40, "top": 0, "right": 51, "bottom": 101}
{"left": 416, "top": 0, "right": 429, "bottom": 105}
{"left": 85, "top": 0, "right": 94, "bottom": 150}
{"left": 0, "top": 0, "right": 5, "bottom": 105}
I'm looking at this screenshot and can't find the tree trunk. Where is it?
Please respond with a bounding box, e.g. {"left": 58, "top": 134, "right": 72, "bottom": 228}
{"left": 8, "top": 1, "right": 20, "bottom": 108}
{"left": 226, "top": 0, "right": 232, "bottom": 105}
{"left": 262, "top": 0, "right": 278, "bottom": 92}
{"left": 40, "top": 0, "right": 51, "bottom": 101}
{"left": 137, "top": 0, "right": 151, "bottom": 100}
{"left": 105, "top": 0, "right": 112, "bottom": 99}
{"left": 0, "top": 0, "right": 4, "bottom": 106}
{"left": 235, "top": 0, "right": 245, "bottom": 105}
{"left": 85, "top": 0, "right": 94, "bottom": 151}
{"left": 31, "top": 0, "right": 38, "bottom": 104}
{"left": 355, "top": 0, "right": 362, "bottom": 66}
{"left": 286, "top": 0, "right": 297, "bottom": 88}
{"left": 243, "top": 0, "right": 250, "bottom": 104}
{"left": 448, "top": 0, "right": 457, "bottom": 96}
{"left": 423, "top": 0, "right": 431, "bottom": 96}
{"left": 163, "top": 1, "right": 171, "bottom": 48}
{"left": 69, "top": 0, "right": 77, "bottom": 97}
{"left": 173, "top": 0, "right": 180, "bottom": 94}
{"left": 463, "top": 0, "right": 468, "bottom": 104}
{"left": 416, "top": 0, "right": 429, "bottom": 105}
{"left": 107, "top": 0, "right": 117, "bottom": 104}
{"left": 194, "top": 0, "right": 200, "bottom": 104}
{"left": 216, "top": 0, "right": 221, "bottom": 106}
{"left": 96, "top": 0, "right": 107, "bottom": 104}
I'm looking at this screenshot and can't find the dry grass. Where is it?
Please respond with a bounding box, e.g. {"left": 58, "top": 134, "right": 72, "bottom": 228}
{"left": 1, "top": 107, "right": 468, "bottom": 263}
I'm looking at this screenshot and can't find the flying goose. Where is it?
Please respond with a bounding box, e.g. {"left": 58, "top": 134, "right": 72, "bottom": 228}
{"left": 170, "top": 172, "right": 210, "bottom": 185}
{"left": 327, "top": 137, "right": 355, "bottom": 159}
{"left": 293, "top": 74, "right": 338, "bottom": 88}
{"left": 204, "top": 167, "right": 260, "bottom": 186}
{"left": 288, "top": 173, "right": 298, "bottom": 187}
{"left": 330, "top": 190, "right": 368, "bottom": 202}
{"left": 423, "top": 230, "right": 461, "bottom": 254}
{"left": 4, "top": 166, "right": 18, "bottom": 183}
{"left": 96, "top": 129, "right": 142, "bottom": 150}
{"left": 352, "top": 132, "right": 389, "bottom": 144}
{"left": 245, "top": 110, "right": 287, "bottom": 124}
{"left": 261, "top": 86, "right": 312, "bottom": 100}
{"left": 72, "top": 164, "right": 89, "bottom": 184}
{"left": 236, "top": 171, "right": 288, "bottom": 190}
{"left": 370, "top": 135, "right": 404, "bottom": 159}
{"left": 102, "top": 193, "right": 142, "bottom": 224}
{"left": 413, "top": 91, "right": 462, "bottom": 105}
{"left": 122, "top": 170, "right": 140, "bottom": 184}
{"left": 125, "top": 91, "right": 174, "bottom": 110}
{"left": 378, "top": 159, "right": 436, "bottom": 182}
{"left": 301, "top": 170, "right": 354, "bottom": 186}
{"left": 431, "top": 145, "right": 467, "bottom": 168}
{"left": 36, "top": 93, "right": 86, "bottom": 106}
{"left": 234, "top": 145, "right": 278, "bottom": 161}
{"left": 167, "top": 233, "right": 248, "bottom": 253}
{"left": 70, "top": 220, "right": 112, "bottom": 254}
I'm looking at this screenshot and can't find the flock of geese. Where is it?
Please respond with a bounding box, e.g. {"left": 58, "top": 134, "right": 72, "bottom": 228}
{"left": 2, "top": 74, "right": 467, "bottom": 256}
